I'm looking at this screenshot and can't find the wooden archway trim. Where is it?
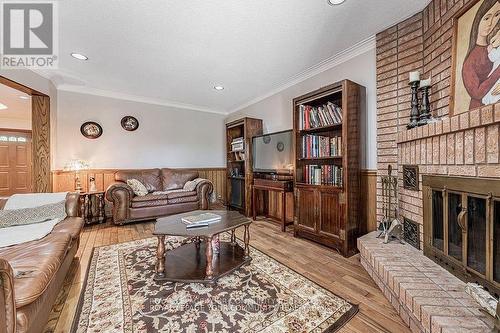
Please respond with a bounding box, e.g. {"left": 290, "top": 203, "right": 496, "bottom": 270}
{"left": 32, "top": 95, "right": 51, "bottom": 192}
{"left": 0, "top": 75, "right": 51, "bottom": 193}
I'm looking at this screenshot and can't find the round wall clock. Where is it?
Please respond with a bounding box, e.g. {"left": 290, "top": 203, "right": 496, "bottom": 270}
{"left": 277, "top": 141, "right": 285, "bottom": 152}
{"left": 80, "top": 121, "right": 103, "bottom": 139}
{"left": 121, "top": 116, "right": 139, "bottom": 131}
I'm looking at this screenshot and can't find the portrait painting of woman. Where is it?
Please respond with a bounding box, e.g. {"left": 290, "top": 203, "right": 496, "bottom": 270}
{"left": 451, "top": 0, "right": 500, "bottom": 115}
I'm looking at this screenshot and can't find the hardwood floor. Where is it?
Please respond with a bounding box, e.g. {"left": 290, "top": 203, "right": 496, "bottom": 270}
{"left": 44, "top": 217, "right": 409, "bottom": 333}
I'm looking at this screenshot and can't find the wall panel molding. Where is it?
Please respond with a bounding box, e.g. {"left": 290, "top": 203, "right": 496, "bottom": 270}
{"left": 52, "top": 167, "right": 227, "bottom": 202}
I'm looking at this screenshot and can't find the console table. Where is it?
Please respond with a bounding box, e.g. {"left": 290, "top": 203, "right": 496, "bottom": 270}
{"left": 252, "top": 178, "right": 293, "bottom": 232}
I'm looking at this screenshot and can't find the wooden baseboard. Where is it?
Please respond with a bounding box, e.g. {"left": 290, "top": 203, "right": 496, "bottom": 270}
{"left": 360, "top": 169, "right": 377, "bottom": 232}
{"left": 51, "top": 167, "right": 227, "bottom": 201}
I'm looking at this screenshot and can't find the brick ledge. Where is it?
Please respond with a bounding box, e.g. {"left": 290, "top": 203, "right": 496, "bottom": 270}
{"left": 397, "top": 104, "right": 500, "bottom": 144}
{"left": 358, "top": 232, "right": 494, "bottom": 333}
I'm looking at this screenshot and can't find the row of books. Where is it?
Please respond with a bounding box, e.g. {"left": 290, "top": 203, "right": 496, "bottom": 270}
{"left": 302, "top": 165, "right": 343, "bottom": 187}
{"left": 302, "top": 135, "right": 342, "bottom": 158}
{"left": 298, "top": 102, "right": 343, "bottom": 130}
{"left": 231, "top": 137, "right": 244, "bottom": 152}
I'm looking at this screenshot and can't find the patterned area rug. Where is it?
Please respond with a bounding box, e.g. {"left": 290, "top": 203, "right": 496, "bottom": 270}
{"left": 72, "top": 235, "right": 357, "bottom": 332}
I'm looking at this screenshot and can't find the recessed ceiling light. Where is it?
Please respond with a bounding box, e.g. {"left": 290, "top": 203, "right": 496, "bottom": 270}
{"left": 0, "top": 103, "right": 8, "bottom": 110}
{"left": 327, "top": 0, "right": 345, "bottom": 5}
{"left": 19, "top": 95, "right": 29, "bottom": 100}
{"left": 214, "top": 85, "right": 224, "bottom": 91}
{"left": 71, "top": 52, "right": 88, "bottom": 60}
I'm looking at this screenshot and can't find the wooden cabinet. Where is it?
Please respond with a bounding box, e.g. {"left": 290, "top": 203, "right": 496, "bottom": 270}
{"left": 295, "top": 186, "right": 316, "bottom": 231}
{"left": 293, "top": 80, "right": 365, "bottom": 257}
{"left": 318, "top": 189, "right": 342, "bottom": 238}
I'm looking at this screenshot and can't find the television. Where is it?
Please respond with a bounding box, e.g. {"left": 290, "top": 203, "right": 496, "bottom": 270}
{"left": 252, "top": 130, "right": 293, "bottom": 174}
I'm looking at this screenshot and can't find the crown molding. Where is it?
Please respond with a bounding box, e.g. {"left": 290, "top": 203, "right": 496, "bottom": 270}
{"left": 228, "top": 35, "right": 376, "bottom": 114}
{"left": 30, "top": 69, "right": 227, "bottom": 115}
{"left": 55, "top": 84, "right": 227, "bottom": 115}
{"left": 31, "top": 35, "right": 376, "bottom": 116}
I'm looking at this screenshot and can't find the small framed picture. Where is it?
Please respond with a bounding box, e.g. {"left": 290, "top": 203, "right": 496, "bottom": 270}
{"left": 121, "top": 116, "right": 139, "bottom": 131}
{"left": 80, "top": 121, "right": 103, "bottom": 139}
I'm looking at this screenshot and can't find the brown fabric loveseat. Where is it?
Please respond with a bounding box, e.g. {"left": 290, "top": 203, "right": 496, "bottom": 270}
{"left": 105, "top": 168, "right": 213, "bottom": 225}
{"left": 0, "top": 193, "right": 84, "bottom": 333}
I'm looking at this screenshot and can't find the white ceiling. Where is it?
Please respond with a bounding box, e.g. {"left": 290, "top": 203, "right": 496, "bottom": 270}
{"left": 40, "top": 0, "right": 430, "bottom": 114}
{"left": 0, "top": 84, "right": 31, "bottom": 122}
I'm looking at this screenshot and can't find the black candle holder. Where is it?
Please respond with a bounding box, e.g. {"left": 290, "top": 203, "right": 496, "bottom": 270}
{"left": 418, "top": 85, "right": 432, "bottom": 126}
{"left": 407, "top": 81, "right": 420, "bottom": 129}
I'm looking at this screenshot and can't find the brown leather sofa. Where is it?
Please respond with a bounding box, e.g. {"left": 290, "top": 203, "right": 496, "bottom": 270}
{"left": 105, "top": 168, "right": 213, "bottom": 225}
{"left": 0, "top": 193, "right": 84, "bottom": 333}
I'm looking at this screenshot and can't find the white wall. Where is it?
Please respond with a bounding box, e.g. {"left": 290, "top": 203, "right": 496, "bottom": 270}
{"left": 225, "top": 48, "right": 377, "bottom": 169}
{"left": 55, "top": 90, "right": 226, "bottom": 169}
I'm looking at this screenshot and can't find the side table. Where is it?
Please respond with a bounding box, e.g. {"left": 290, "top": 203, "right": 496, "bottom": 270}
{"left": 252, "top": 178, "right": 294, "bottom": 232}
{"left": 79, "top": 191, "right": 106, "bottom": 224}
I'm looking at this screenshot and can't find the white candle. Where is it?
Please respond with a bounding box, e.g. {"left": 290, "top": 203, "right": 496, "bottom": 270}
{"left": 420, "top": 78, "right": 431, "bottom": 88}
{"left": 409, "top": 71, "right": 420, "bottom": 82}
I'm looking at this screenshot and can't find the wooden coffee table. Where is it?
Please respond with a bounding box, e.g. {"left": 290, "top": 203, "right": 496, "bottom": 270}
{"left": 153, "top": 210, "right": 251, "bottom": 284}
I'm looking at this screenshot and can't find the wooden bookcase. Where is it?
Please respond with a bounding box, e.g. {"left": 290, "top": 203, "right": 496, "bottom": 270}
{"left": 293, "top": 80, "right": 365, "bottom": 257}
{"left": 226, "top": 117, "right": 263, "bottom": 216}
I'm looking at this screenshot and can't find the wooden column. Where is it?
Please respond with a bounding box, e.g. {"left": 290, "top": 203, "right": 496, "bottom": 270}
{"left": 32, "top": 95, "right": 51, "bottom": 193}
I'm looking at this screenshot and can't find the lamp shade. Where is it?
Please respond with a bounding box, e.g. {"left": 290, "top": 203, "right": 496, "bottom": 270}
{"left": 64, "top": 159, "right": 90, "bottom": 171}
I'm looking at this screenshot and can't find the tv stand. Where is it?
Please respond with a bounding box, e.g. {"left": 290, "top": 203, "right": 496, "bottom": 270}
{"left": 251, "top": 177, "right": 293, "bottom": 232}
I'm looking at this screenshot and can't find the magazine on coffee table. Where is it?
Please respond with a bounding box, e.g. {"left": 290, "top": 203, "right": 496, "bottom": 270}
{"left": 182, "top": 213, "right": 222, "bottom": 228}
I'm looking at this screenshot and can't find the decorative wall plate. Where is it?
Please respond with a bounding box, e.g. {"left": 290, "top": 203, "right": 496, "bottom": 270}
{"left": 121, "top": 116, "right": 139, "bottom": 131}
{"left": 80, "top": 121, "right": 103, "bottom": 139}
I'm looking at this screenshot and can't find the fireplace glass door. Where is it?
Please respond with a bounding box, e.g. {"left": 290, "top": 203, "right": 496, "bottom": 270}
{"left": 466, "top": 196, "right": 486, "bottom": 275}
{"left": 447, "top": 192, "right": 462, "bottom": 261}
{"left": 494, "top": 200, "right": 500, "bottom": 284}
{"left": 423, "top": 176, "right": 500, "bottom": 296}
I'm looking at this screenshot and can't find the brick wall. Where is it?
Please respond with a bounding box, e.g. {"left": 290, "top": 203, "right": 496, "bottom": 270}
{"left": 376, "top": 0, "right": 500, "bottom": 247}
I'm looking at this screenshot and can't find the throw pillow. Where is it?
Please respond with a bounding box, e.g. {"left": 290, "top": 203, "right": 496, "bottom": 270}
{"left": 183, "top": 178, "right": 206, "bottom": 191}
{"left": 127, "top": 178, "right": 148, "bottom": 196}
{"left": 0, "top": 200, "right": 67, "bottom": 229}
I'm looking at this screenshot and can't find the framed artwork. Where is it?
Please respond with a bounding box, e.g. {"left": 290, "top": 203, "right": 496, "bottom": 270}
{"left": 450, "top": 0, "right": 500, "bottom": 116}
{"left": 121, "top": 116, "right": 139, "bottom": 131}
{"left": 80, "top": 121, "right": 103, "bottom": 139}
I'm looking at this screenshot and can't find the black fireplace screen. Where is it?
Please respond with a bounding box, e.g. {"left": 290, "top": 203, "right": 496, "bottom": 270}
{"left": 423, "top": 176, "right": 500, "bottom": 297}
{"left": 447, "top": 192, "right": 462, "bottom": 261}
{"left": 494, "top": 200, "right": 500, "bottom": 284}
{"left": 467, "top": 196, "right": 486, "bottom": 275}
{"left": 432, "top": 190, "right": 443, "bottom": 251}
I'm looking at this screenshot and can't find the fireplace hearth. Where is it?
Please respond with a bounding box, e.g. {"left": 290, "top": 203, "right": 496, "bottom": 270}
{"left": 423, "top": 175, "right": 500, "bottom": 297}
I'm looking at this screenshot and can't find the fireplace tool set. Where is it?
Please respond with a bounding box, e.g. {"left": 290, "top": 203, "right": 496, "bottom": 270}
{"left": 378, "top": 165, "right": 404, "bottom": 244}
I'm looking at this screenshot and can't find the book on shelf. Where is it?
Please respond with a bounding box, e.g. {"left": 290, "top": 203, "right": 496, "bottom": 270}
{"left": 303, "top": 165, "right": 343, "bottom": 186}
{"left": 231, "top": 137, "right": 245, "bottom": 151}
{"left": 298, "top": 102, "right": 343, "bottom": 130}
{"left": 182, "top": 213, "right": 222, "bottom": 228}
{"left": 231, "top": 142, "right": 244, "bottom": 151}
{"left": 301, "top": 135, "right": 342, "bottom": 158}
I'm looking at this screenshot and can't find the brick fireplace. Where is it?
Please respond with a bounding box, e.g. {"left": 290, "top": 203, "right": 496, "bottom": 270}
{"left": 368, "top": 0, "right": 500, "bottom": 331}
{"left": 375, "top": 0, "right": 500, "bottom": 251}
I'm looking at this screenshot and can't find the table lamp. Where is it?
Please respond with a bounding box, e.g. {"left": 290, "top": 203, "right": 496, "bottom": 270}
{"left": 64, "top": 159, "right": 90, "bottom": 192}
